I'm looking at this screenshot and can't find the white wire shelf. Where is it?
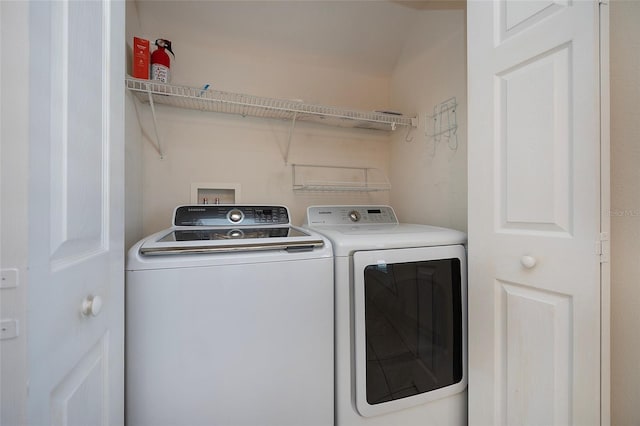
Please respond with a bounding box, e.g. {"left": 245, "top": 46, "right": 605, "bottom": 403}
{"left": 126, "top": 77, "right": 415, "bottom": 131}
{"left": 292, "top": 164, "right": 391, "bottom": 192}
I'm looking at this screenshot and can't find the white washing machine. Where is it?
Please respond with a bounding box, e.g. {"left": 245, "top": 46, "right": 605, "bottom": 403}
{"left": 305, "top": 205, "right": 467, "bottom": 425}
{"left": 126, "top": 205, "right": 334, "bottom": 426}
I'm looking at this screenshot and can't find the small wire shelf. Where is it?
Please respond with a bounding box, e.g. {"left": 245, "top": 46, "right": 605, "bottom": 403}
{"left": 292, "top": 164, "right": 391, "bottom": 192}
{"left": 126, "top": 77, "right": 414, "bottom": 131}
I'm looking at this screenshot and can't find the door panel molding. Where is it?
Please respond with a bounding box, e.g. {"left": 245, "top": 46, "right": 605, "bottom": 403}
{"left": 51, "top": 334, "right": 109, "bottom": 426}
{"left": 497, "top": 280, "right": 572, "bottom": 425}
{"left": 496, "top": 42, "right": 573, "bottom": 234}
{"left": 498, "top": 0, "right": 569, "bottom": 44}
{"left": 49, "top": 0, "right": 109, "bottom": 269}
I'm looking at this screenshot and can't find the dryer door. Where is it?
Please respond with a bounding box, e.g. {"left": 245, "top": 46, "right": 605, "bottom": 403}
{"left": 353, "top": 245, "right": 467, "bottom": 418}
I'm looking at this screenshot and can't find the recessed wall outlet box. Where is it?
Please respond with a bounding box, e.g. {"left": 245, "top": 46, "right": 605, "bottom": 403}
{"left": 190, "top": 183, "right": 242, "bottom": 205}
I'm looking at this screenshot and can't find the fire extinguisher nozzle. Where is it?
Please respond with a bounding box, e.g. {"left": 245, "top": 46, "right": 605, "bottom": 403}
{"left": 155, "top": 38, "right": 174, "bottom": 57}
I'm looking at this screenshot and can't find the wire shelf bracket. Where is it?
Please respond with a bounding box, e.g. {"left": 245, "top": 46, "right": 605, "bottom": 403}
{"left": 146, "top": 89, "right": 165, "bottom": 159}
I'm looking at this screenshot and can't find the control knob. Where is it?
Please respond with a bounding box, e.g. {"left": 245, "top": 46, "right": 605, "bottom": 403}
{"left": 227, "top": 209, "right": 244, "bottom": 223}
{"left": 348, "top": 210, "right": 361, "bottom": 222}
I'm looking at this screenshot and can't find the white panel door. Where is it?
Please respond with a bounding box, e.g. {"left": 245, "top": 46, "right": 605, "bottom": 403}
{"left": 468, "top": 1, "right": 607, "bottom": 425}
{"left": 27, "top": 1, "right": 124, "bottom": 425}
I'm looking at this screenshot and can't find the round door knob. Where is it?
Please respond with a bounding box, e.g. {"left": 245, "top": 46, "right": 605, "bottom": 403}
{"left": 81, "top": 295, "right": 103, "bottom": 317}
{"left": 520, "top": 255, "right": 537, "bottom": 269}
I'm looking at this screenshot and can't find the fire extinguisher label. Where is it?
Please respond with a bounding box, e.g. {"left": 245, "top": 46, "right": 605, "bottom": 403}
{"left": 151, "top": 64, "right": 170, "bottom": 83}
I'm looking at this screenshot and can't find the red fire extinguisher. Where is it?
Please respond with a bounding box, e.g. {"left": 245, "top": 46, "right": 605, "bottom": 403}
{"left": 151, "top": 39, "right": 174, "bottom": 83}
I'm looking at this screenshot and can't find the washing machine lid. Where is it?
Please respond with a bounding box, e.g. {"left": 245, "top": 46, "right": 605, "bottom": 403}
{"left": 138, "top": 205, "right": 325, "bottom": 256}
{"left": 139, "top": 225, "right": 324, "bottom": 256}
{"left": 304, "top": 205, "right": 466, "bottom": 256}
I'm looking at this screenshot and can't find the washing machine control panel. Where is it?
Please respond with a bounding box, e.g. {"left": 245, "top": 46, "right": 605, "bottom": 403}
{"left": 306, "top": 205, "right": 398, "bottom": 225}
{"left": 173, "top": 205, "right": 290, "bottom": 226}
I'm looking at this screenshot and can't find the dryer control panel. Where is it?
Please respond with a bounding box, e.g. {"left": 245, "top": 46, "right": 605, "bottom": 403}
{"left": 305, "top": 205, "right": 398, "bottom": 226}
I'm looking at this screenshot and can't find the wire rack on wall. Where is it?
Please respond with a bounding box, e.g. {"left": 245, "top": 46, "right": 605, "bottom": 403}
{"left": 126, "top": 77, "right": 416, "bottom": 160}
{"left": 426, "top": 97, "right": 458, "bottom": 154}
{"left": 126, "top": 78, "right": 414, "bottom": 130}
{"left": 291, "top": 164, "right": 391, "bottom": 192}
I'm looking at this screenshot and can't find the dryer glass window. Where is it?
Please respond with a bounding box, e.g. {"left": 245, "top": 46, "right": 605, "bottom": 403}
{"left": 363, "top": 258, "right": 463, "bottom": 405}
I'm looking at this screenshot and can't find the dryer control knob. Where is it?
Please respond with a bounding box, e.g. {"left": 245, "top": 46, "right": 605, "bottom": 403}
{"left": 348, "top": 210, "right": 361, "bottom": 222}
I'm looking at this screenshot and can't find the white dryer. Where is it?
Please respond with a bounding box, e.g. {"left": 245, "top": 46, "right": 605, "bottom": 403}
{"left": 305, "top": 205, "right": 467, "bottom": 425}
{"left": 126, "top": 205, "right": 334, "bottom": 426}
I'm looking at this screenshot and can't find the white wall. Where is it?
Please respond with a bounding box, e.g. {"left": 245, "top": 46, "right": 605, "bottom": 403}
{"left": 0, "top": 2, "right": 29, "bottom": 424}
{"left": 127, "top": 3, "right": 467, "bottom": 235}
{"left": 137, "top": 108, "right": 392, "bottom": 233}
{"left": 125, "top": 0, "right": 145, "bottom": 248}
{"left": 389, "top": 9, "right": 467, "bottom": 232}
{"left": 130, "top": 4, "right": 409, "bottom": 234}
{"left": 610, "top": 1, "right": 640, "bottom": 423}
